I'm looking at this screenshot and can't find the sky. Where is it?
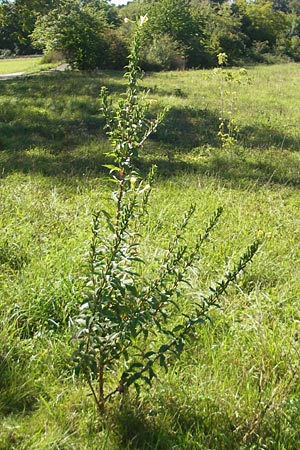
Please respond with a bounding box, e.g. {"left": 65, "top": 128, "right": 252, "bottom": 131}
{"left": 111, "top": 0, "right": 129, "bottom": 5}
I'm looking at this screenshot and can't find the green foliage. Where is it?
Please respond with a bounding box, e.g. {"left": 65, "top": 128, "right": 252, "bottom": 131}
{"left": 143, "top": 0, "right": 201, "bottom": 68}
{"left": 100, "top": 28, "right": 129, "bottom": 70}
{"left": 1, "top": 0, "right": 300, "bottom": 69}
{"left": 205, "top": 2, "right": 248, "bottom": 65}
{"left": 31, "top": 0, "right": 109, "bottom": 70}
{"left": 2, "top": 0, "right": 300, "bottom": 68}
{"left": 39, "top": 50, "right": 64, "bottom": 64}
{"left": 145, "top": 0, "right": 195, "bottom": 44}
{"left": 0, "top": 0, "right": 58, "bottom": 54}
{"left": 72, "top": 18, "right": 261, "bottom": 413}
{"left": 141, "top": 34, "right": 186, "bottom": 71}
{"left": 2, "top": 56, "right": 300, "bottom": 447}
{"left": 212, "top": 53, "right": 252, "bottom": 150}
{"left": 241, "top": 0, "right": 288, "bottom": 47}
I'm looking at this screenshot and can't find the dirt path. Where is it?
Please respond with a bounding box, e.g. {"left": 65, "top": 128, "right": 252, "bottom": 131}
{"left": 0, "top": 63, "right": 69, "bottom": 80}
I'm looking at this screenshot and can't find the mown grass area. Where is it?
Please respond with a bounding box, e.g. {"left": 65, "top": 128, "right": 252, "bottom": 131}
{"left": 0, "top": 57, "right": 43, "bottom": 74}
{"left": 0, "top": 64, "right": 300, "bottom": 449}
{"left": 0, "top": 56, "right": 63, "bottom": 75}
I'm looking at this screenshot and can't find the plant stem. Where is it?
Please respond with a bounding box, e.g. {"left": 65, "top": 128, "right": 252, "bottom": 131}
{"left": 99, "top": 362, "right": 105, "bottom": 413}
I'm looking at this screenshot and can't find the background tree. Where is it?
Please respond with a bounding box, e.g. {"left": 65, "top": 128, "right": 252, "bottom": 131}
{"left": 194, "top": 1, "right": 248, "bottom": 66}
{"left": 238, "top": 0, "right": 288, "bottom": 51}
{"left": 2, "top": 0, "right": 300, "bottom": 68}
{"left": 289, "top": 0, "right": 300, "bottom": 13}
{"left": 142, "top": 0, "right": 208, "bottom": 68}
{"left": 119, "top": 0, "right": 150, "bottom": 19}
{"left": 0, "top": 0, "right": 59, "bottom": 54}
{"left": 31, "top": 0, "right": 111, "bottom": 70}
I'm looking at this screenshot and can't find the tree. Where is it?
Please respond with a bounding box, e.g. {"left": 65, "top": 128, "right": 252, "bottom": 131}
{"left": 238, "top": 0, "right": 288, "bottom": 48}
{"left": 0, "top": 0, "right": 59, "bottom": 54}
{"left": 288, "top": 0, "right": 300, "bottom": 13}
{"left": 146, "top": 0, "right": 196, "bottom": 47}
{"left": 31, "top": 0, "right": 109, "bottom": 70}
{"left": 119, "top": 0, "right": 150, "bottom": 19}
{"left": 142, "top": 0, "right": 207, "bottom": 67}
{"left": 206, "top": 2, "right": 248, "bottom": 64}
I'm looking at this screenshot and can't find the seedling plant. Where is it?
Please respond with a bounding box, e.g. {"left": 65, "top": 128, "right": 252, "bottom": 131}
{"left": 214, "top": 52, "right": 251, "bottom": 150}
{"left": 73, "top": 18, "right": 261, "bottom": 413}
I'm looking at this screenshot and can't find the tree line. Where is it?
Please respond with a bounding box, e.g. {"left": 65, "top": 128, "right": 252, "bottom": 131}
{"left": 1, "top": 0, "right": 300, "bottom": 70}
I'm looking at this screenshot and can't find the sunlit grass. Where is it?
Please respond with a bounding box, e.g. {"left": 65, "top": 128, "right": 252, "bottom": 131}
{"left": 0, "top": 56, "right": 43, "bottom": 74}
{"left": 0, "top": 64, "right": 300, "bottom": 449}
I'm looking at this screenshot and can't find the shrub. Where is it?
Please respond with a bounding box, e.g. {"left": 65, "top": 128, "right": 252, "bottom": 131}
{"left": 31, "top": 0, "right": 108, "bottom": 70}
{"left": 40, "top": 50, "right": 64, "bottom": 65}
{"left": 141, "top": 34, "right": 185, "bottom": 71}
{"left": 72, "top": 16, "right": 261, "bottom": 413}
{"left": 100, "top": 28, "right": 129, "bottom": 70}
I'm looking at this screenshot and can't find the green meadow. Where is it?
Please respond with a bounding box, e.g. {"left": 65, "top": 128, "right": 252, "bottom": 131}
{"left": 0, "top": 57, "right": 43, "bottom": 74}
{"left": 0, "top": 63, "right": 300, "bottom": 449}
{"left": 0, "top": 56, "right": 64, "bottom": 76}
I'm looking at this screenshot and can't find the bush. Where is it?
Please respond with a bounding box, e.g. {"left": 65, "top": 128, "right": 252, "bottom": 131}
{"left": 141, "top": 34, "right": 185, "bottom": 71}
{"left": 100, "top": 29, "right": 129, "bottom": 70}
{"left": 248, "top": 40, "right": 271, "bottom": 62}
{"left": 40, "top": 50, "right": 64, "bottom": 65}
{"left": 275, "top": 35, "right": 300, "bottom": 61}
{"left": 31, "top": 0, "right": 108, "bottom": 70}
{"left": 0, "top": 49, "right": 12, "bottom": 58}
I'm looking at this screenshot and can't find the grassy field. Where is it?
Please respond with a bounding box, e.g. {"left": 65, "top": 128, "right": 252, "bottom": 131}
{"left": 0, "top": 64, "right": 300, "bottom": 449}
{"left": 0, "top": 57, "right": 43, "bottom": 74}
{"left": 0, "top": 56, "right": 64, "bottom": 75}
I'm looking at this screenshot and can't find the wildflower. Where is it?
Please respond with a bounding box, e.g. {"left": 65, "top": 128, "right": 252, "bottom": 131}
{"left": 139, "top": 15, "right": 148, "bottom": 26}
{"left": 141, "top": 184, "right": 151, "bottom": 194}
{"left": 130, "top": 176, "right": 137, "bottom": 189}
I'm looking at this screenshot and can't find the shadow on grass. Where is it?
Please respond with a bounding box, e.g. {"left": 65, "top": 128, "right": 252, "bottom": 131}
{"left": 152, "top": 105, "right": 300, "bottom": 154}
{"left": 240, "top": 124, "right": 300, "bottom": 152}
{"left": 139, "top": 149, "right": 300, "bottom": 188}
{"left": 0, "top": 70, "right": 125, "bottom": 99}
{"left": 152, "top": 105, "right": 220, "bottom": 150}
{"left": 1, "top": 141, "right": 299, "bottom": 189}
{"left": 0, "top": 349, "right": 38, "bottom": 416}
{"left": 0, "top": 147, "right": 108, "bottom": 178}
{"left": 111, "top": 393, "right": 300, "bottom": 450}
{"left": 0, "top": 73, "right": 108, "bottom": 154}
{"left": 111, "top": 400, "right": 243, "bottom": 450}
{"left": 0, "top": 71, "right": 300, "bottom": 188}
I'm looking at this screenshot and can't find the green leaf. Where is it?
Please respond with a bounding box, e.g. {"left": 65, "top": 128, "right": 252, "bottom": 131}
{"left": 159, "top": 354, "right": 168, "bottom": 373}
{"left": 172, "top": 324, "right": 184, "bottom": 333}
{"left": 102, "top": 164, "right": 120, "bottom": 173}
{"left": 125, "top": 372, "right": 142, "bottom": 387}
{"left": 144, "top": 351, "right": 156, "bottom": 359}
{"left": 158, "top": 344, "right": 169, "bottom": 353}
{"left": 128, "top": 362, "right": 144, "bottom": 370}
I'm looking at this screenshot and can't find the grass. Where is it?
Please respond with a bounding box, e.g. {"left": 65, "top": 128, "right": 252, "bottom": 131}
{"left": 0, "top": 56, "right": 63, "bottom": 75}
{"left": 0, "top": 57, "right": 43, "bottom": 74}
{"left": 0, "top": 64, "right": 300, "bottom": 449}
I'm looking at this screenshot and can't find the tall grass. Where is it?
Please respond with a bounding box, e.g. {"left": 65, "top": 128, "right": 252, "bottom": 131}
{"left": 0, "top": 64, "right": 300, "bottom": 448}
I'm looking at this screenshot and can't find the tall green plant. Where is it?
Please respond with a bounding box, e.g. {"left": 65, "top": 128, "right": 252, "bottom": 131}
{"left": 213, "top": 52, "right": 251, "bottom": 150}
{"left": 31, "top": 0, "right": 108, "bottom": 70}
{"left": 73, "top": 17, "right": 261, "bottom": 413}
